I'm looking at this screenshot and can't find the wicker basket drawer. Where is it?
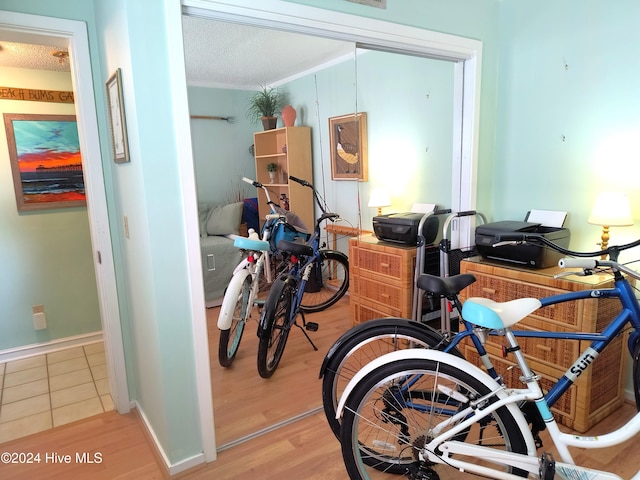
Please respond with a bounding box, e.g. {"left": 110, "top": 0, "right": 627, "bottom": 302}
{"left": 350, "top": 295, "right": 402, "bottom": 324}
{"left": 463, "top": 272, "right": 583, "bottom": 331}
{"left": 483, "top": 325, "right": 580, "bottom": 370}
{"left": 353, "top": 276, "right": 403, "bottom": 309}
{"left": 355, "top": 248, "right": 403, "bottom": 278}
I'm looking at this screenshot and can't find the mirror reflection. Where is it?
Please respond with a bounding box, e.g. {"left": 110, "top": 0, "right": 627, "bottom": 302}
{"left": 182, "top": 15, "right": 458, "bottom": 449}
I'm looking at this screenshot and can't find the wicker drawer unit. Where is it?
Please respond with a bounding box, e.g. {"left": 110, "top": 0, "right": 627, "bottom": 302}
{"left": 349, "top": 235, "right": 417, "bottom": 325}
{"left": 459, "top": 257, "right": 626, "bottom": 432}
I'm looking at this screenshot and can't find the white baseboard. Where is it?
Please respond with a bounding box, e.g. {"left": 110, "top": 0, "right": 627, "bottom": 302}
{"left": 133, "top": 400, "right": 206, "bottom": 475}
{"left": 625, "top": 389, "right": 636, "bottom": 404}
{"left": 0, "top": 331, "right": 103, "bottom": 363}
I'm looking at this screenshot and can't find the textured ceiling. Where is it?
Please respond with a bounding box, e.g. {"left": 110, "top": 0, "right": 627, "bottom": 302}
{"left": 0, "top": 18, "right": 353, "bottom": 89}
{"left": 181, "top": 16, "right": 354, "bottom": 89}
{"left": 0, "top": 41, "right": 70, "bottom": 72}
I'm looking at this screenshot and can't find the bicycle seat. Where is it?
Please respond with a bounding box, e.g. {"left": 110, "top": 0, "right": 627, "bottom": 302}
{"left": 234, "top": 237, "right": 270, "bottom": 252}
{"left": 278, "top": 239, "right": 313, "bottom": 257}
{"left": 417, "top": 273, "right": 476, "bottom": 298}
{"left": 462, "top": 297, "right": 542, "bottom": 329}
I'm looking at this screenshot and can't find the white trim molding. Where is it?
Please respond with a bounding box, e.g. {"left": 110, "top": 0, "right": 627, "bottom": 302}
{"left": 0, "top": 332, "right": 103, "bottom": 364}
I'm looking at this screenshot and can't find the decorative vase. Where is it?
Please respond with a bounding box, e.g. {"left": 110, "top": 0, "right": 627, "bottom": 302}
{"left": 261, "top": 116, "right": 278, "bottom": 130}
{"left": 268, "top": 171, "right": 276, "bottom": 183}
{"left": 281, "top": 105, "right": 296, "bottom": 127}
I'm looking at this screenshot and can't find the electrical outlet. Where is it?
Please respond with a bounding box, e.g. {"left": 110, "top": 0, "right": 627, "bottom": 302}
{"left": 32, "top": 304, "right": 44, "bottom": 314}
{"left": 33, "top": 312, "right": 47, "bottom": 330}
{"left": 123, "top": 215, "right": 130, "bottom": 239}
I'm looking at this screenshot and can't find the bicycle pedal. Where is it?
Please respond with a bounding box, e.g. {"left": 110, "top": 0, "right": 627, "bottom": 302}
{"left": 305, "top": 322, "right": 319, "bottom": 332}
{"left": 539, "top": 452, "right": 555, "bottom": 480}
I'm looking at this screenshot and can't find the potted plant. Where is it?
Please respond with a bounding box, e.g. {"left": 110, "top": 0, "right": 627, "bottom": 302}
{"left": 247, "top": 85, "right": 285, "bottom": 130}
{"left": 266, "top": 162, "right": 278, "bottom": 183}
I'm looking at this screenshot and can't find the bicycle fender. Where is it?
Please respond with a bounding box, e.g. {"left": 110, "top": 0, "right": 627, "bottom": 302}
{"left": 335, "top": 349, "right": 534, "bottom": 455}
{"left": 321, "top": 249, "right": 348, "bottom": 264}
{"left": 318, "top": 318, "right": 453, "bottom": 378}
{"left": 232, "top": 258, "right": 250, "bottom": 276}
{"left": 217, "top": 269, "right": 251, "bottom": 330}
{"left": 257, "top": 275, "right": 296, "bottom": 340}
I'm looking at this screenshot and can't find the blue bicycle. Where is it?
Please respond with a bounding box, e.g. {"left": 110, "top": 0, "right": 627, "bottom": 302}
{"left": 336, "top": 235, "right": 640, "bottom": 479}
{"left": 256, "top": 176, "right": 349, "bottom": 378}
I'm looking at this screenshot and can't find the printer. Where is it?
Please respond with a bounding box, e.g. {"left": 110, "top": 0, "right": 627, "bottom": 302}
{"left": 373, "top": 210, "right": 450, "bottom": 246}
{"left": 475, "top": 211, "right": 570, "bottom": 269}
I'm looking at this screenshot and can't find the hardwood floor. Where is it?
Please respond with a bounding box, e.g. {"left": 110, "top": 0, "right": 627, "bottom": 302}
{"left": 1, "top": 294, "right": 639, "bottom": 478}
{"left": 207, "top": 295, "right": 352, "bottom": 448}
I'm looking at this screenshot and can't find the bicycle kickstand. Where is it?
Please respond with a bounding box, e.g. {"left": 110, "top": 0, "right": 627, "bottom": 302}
{"left": 295, "top": 311, "right": 319, "bottom": 351}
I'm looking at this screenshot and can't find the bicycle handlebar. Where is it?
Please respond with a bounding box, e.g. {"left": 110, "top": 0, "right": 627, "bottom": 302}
{"left": 492, "top": 232, "right": 640, "bottom": 262}
{"left": 288, "top": 175, "right": 312, "bottom": 188}
{"left": 287, "top": 175, "right": 339, "bottom": 223}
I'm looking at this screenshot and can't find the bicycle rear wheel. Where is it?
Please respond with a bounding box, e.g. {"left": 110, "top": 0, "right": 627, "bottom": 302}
{"left": 218, "top": 273, "right": 252, "bottom": 367}
{"left": 257, "top": 276, "right": 295, "bottom": 378}
{"left": 300, "top": 250, "right": 349, "bottom": 313}
{"left": 321, "top": 319, "right": 454, "bottom": 439}
{"left": 339, "top": 357, "right": 529, "bottom": 479}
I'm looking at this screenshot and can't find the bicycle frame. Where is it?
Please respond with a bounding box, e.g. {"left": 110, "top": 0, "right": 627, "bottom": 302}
{"left": 438, "top": 271, "right": 640, "bottom": 412}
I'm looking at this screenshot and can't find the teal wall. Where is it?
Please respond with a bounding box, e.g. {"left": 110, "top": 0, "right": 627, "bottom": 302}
{"left": 187, "top": 87, "right": 256, "bottom": 206}
{"left": 0, "top": 68, "right": 101, "bottom": 349}
{"left": 287, "top": 0, "right": 501, "bottom": 227}
{"left": 494, "top": 0, "right": 640, "bottom": 256}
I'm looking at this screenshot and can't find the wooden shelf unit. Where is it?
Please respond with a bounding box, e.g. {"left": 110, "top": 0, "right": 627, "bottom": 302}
{"left": 459, "top": 257, "right": 626, "bottom": 432}
{"left": 349, "top": 235, "right": 417, "bottom": 325}
{"left": 253, "top": 126, "right": 314, "bottom": 231}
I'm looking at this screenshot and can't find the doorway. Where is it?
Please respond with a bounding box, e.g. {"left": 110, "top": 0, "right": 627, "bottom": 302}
{"left": 0, "top": 12, "right": 129, "bottom": 420}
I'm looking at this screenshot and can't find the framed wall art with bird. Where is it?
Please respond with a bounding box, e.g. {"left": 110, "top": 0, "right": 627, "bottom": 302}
{"left": 328, "top": 112, "right": 368, "bottom": 181}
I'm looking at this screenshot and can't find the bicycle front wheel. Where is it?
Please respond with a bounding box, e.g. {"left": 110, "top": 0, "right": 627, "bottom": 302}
{"left": 257, "top": 276, "right": 296, "bottom": 378}
{"left": 300, "top": 250, "right": 349, "bottom": 313}
{"left": 218, "top": 273, "right": 252, "bottom": 367}
{"left": 340, "top": 357, "right": 529, "bottom": 479}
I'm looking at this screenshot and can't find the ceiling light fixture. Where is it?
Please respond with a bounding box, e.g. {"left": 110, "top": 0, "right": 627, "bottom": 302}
{"left": 51, "top": 50, "right": 69, "bottom": 64}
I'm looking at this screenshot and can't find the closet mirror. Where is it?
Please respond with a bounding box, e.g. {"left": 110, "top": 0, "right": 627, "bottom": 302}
{"left": 182, "top": 14, "right": 457, "bottom": 450}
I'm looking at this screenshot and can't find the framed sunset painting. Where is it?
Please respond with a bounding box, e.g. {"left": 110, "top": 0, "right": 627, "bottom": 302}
{"left": 3, "top": 113, "right": 85, "bottom": 211}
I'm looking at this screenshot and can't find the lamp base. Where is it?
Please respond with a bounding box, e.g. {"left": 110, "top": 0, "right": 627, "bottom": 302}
{"left": 599, "top": 225, "right": 610, "bottom": 260}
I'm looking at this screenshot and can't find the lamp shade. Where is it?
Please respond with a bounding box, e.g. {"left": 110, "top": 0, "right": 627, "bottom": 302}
{"left": 368, "top": 188, "right": 391, "bottom": 209}
{"left": 588, "top": 192, "right": 633, "bottom": 227}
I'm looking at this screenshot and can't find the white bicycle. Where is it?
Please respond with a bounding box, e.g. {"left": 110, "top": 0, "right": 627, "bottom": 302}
{"left": 217, "top": 177, "right": 307, "bottom": 367}
{"left": 336, "top": 235, "right": 640, "bottom": 480}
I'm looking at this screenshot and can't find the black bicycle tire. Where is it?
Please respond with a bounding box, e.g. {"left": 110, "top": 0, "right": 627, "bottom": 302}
{"left": 218, "top": 275, "right": 251, "bottom": 367}
{"left": 257, "top": 276, "right": 295, "bottom": 378}
{"left": 340, "top": 357, "right": 529, "bottom": 478}
{"left": 300, "top": 250, "right": 349, "bottom": 313}
{"left": 633, "top": 339, "right": 640, "bottom": 411}
{"left": 321, "top": 320, "right": 453, "bottom": 439}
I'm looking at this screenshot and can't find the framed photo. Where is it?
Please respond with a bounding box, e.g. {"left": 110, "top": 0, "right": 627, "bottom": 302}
{"left": 106, "top": 68, "right": 130, "bottom": 163}
{"left": 329, "top": 112, "right": 368, "bottom": 181}
{"left": 3, "top": 113, "right": 86, "bottom": 211}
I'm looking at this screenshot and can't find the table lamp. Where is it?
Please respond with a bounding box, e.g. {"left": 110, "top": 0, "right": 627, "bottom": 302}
{"left": 368, "top": 188, "right": 391, "bottom": 216}
{"left": 588, "top": 191, "right": 633, "bottom": 258}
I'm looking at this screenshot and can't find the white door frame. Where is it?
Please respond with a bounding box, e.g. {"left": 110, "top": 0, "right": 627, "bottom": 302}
{"left": 0, "top": 11, "right": 130, "bottom": 413}
{"left": 175, "top": 0, "right": 482, "bottom": 459}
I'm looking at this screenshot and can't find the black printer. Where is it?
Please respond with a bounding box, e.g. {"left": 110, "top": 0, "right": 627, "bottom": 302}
{"left": 475, "top": 220, "right": 570, "bottom": 269}
{"left": 373, "top": 211, "right": 448, "bottom": 246}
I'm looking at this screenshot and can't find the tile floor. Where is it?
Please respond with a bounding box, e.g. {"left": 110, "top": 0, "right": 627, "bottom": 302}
{"left": 0, "top": 342, "right": 113, "bottom": 444}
